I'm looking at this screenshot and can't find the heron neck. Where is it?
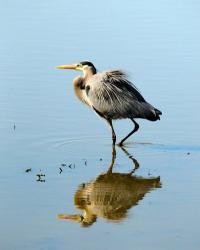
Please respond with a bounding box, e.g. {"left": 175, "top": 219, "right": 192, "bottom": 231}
{"left": 83, "top": 68, "right": 95, "bottom": 81}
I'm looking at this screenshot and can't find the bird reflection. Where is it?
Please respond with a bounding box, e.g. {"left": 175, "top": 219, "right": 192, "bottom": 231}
{"left": 58, "top": 146, "right": 161, "bottom": 227}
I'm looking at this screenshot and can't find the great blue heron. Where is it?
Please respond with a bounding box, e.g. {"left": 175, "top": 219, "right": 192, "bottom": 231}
{"left": 56, "top": 61, "right": 162, "bottom": 146}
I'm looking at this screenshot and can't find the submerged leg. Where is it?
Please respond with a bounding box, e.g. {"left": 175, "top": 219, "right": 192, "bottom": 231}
{"left": 118, "top": 119, "right": 139, "bottom": 146}
{"left": 107, "top": 145, "right": 116, "bottom": 174}
{"left": 120, "top": 146, "right": 140, "bottom": 174}
{"left": 107, "top": 119, "right": 116, "bottom": 145}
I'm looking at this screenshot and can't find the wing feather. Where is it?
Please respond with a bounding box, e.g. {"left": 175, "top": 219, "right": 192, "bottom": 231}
{"left": 86, "top": 70, "right": 160, "bottom": 120}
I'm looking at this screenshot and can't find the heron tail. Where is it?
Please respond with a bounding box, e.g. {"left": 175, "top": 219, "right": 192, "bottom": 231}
{"left": 154, "top": 108, "right": 162, "bottom": 120}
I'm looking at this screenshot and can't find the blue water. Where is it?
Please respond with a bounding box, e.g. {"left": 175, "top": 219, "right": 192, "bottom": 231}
{"left": 0, "top": 1, "right": 200, "bottom": 249}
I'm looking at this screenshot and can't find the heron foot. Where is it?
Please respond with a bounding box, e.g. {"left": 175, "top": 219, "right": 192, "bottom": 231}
{"left": 118, "top": 141, "right": 124, "bottom": 147}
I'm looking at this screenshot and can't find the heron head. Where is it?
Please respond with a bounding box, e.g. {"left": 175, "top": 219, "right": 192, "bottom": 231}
{"left": 56, "top": 61, "right": 97, "bottom": 74}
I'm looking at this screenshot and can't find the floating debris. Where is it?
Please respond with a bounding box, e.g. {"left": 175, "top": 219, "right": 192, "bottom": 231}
{"left": 59, "top": 167, "right": 63, "bottom": 174}
{"left": 36, "top": 174, "right": 45, "bottom": 178}
{"left": 99, "top": 158, "right": 103, "bottom": 161}
{"left": 68, "top": 164, "right": 75, "bottom": 169}
{"left": 82, "top": 159, "right": 87, "bottom": 166}
{"left": 36, "top": 173, "right": 45, "bottom": 182}
{"left": 148, "top": 170, "right": 152, "bottom": 176}
{"left": 187, "top": 152, "right": 190, "bottom": 155}
{"left": 61, "top": 163, "right": 67, "bottom": 167}
{"left": 25, "top": 168, "right": 32, "bottom": 173}
{"left": 13, "top": 124, "right": 16, "bottom": 130}
{"left": 37, "top": 178, "right": 45, "bottom": 183}
{"left": 60, "top": 163, "right": 76, "bottom": 169}
{"left": 68, "top": 164, "right": 72, "bottom": 169}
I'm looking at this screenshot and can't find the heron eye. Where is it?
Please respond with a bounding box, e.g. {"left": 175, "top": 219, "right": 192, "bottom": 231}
{"left": 77, "top": 63, "right": 82, "bottom": 67}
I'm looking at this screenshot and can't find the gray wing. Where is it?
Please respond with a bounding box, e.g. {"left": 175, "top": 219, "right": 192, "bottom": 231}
{"left": 86, "top": 70, "right": 159, "bottom": 120}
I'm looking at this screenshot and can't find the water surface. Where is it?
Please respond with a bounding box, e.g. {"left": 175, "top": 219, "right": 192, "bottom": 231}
{"left": 0, "top": 0, "right": 200, "bottom": 249}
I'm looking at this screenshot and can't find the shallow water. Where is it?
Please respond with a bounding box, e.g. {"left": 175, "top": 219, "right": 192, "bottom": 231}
{"left": 1, "top": 0, "right": 200, "bottom": 249}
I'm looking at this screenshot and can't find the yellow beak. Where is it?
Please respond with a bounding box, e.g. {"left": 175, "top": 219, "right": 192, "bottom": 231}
{"left": 56, "top": 64, "right": 77, "bottom": 70}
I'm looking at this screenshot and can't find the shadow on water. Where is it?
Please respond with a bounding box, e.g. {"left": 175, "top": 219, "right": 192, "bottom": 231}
{"left": 58, "top": 146, "right": 162, "bottom": 227}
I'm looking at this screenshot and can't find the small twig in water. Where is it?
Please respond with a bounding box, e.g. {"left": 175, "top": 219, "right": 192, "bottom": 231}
{"left": 61, "top": 163, "right": 67, "bottom": 167}
{"left": 68, "top": 164, "right": 72, "bottom": 169}
{"left": 25, "top": 168, "right": 32, "bottom": 173}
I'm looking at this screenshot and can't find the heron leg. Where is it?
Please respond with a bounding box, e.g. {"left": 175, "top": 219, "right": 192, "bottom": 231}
{"left": 118, "top": 119, "right": 139, "bottom": 146}
{"left": 107, "top": 119, "right": 116, "bottom": 145}
{"left": 92, "top": 106, "right": 116, "bottom": 145}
